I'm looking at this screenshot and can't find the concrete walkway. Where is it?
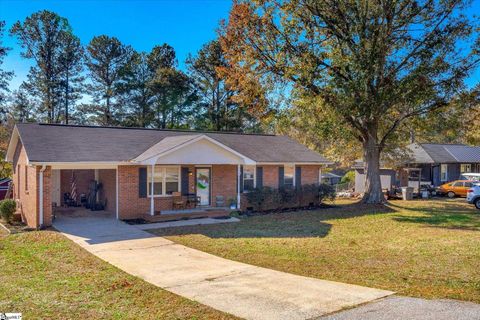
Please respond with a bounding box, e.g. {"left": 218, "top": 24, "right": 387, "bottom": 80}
{"left": 53, "top": 212, "right": 393, "bottom": 320}
{"left": 133, "top": 216, "right": 240, "bottom": 230}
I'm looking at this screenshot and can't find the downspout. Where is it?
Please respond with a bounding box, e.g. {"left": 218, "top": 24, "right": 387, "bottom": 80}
{"left": 39, "top": 165, "right": 46, "bottom": 229}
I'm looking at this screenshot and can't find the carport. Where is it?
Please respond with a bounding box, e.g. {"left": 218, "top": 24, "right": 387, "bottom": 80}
{"left": 42, "top": 163, "right": 119, "bottom": 226}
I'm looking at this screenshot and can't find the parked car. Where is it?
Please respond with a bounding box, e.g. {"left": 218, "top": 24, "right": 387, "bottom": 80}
{"left": 459, "top": 173, "right": 480, "bottom": 182}
{"left": 437, "top": 180, "right": 476, "bottom": 198}
{"left": 466, "top": 184, "right": 480, "bottom": 209}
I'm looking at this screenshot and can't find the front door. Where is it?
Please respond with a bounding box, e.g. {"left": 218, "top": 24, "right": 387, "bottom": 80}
{"left": 196, "top": 168, "right": 211, "bottom": 206}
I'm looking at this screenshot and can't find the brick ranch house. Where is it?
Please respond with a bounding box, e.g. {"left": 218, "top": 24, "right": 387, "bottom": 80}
{"left": 6, "top": 123, "right": 331, "bottom": 229}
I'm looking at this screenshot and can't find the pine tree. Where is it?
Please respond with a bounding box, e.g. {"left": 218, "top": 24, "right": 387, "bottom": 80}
{"left": 187, "top": 40, "right": 259, "bottom": 132}
{"left": 57, "top": 31, "right": 84, "bottom": 124}
{"left": 9, "top": 83, "right": 36, "bottom": 122}
{"left": 10, "top": 10, "right": 73, "bottom": 123}
{"left": 119, "top": 52, "right": 155, "bottom": 127}
{"left": 148, "top": 44, "right": 197, "bottom": 129}
{"left": 0, "top": 21, "right": 13, "bottom": 120}
{"left": 85, "top": 35, "right": 133, "bottom": 125}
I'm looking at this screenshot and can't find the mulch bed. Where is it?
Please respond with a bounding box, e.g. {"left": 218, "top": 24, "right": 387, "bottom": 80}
{"left": 0, "top": 219, "right": 33, "bottom": 234}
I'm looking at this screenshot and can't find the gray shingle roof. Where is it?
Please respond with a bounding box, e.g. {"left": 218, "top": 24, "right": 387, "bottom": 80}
{"left": 408, "top": 143, "right": 480, "bottom": 163}
{"left": 444, "top": 145, "right": 480, "bottom": 163}
{"left": 15, "top": 123, "right": 330, "bottom": 164}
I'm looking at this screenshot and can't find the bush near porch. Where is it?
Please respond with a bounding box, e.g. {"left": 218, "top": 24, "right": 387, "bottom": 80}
{"left": 244, "top": 184, "right": 335, "bottom": 212}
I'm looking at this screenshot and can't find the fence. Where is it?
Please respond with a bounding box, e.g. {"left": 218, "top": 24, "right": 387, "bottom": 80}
{"left": 334, "top": 181, "right": 354, "bottom": 193}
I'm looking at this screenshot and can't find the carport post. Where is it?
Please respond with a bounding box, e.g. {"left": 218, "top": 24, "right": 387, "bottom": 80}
{"left": 115, "top": 167, "right": 119, "bottom": 219}
{"left": 237, "top": 164, "right": 241, "bottom": 210}
{"left": 150, "top": 163, "right": 155, "bottom": 216}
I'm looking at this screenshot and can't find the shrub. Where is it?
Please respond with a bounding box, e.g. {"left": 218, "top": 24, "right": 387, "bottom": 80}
{"left": 244, "top": 183, "right": 336, "bottom": 212}
{"left": 340, "top": 170, "right": 355, "bottom": 184}
{"left": 0, "top": 199, "right": 16, "bottom": 223}
{"left": 318, "top": 183, "right": 336, "bottom": 202}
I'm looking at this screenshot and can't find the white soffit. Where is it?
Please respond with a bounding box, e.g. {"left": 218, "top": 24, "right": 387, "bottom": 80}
{"left": 134, "top": 135, "right": 255, "bottom": 165}
{"left": 133, "top": 135, "right": 201, "bottom": 162}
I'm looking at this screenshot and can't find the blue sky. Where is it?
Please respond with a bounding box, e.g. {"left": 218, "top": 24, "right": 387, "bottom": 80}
{"left": 1, "top": 0, "right": 233, "bottom": 90}
{"left": 1, "top": 0, "right": 480, "bottom": 92}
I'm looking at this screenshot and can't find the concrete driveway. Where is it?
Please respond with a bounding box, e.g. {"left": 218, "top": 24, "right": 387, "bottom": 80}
{"left": 53, "top": 212, "right": 393, "bottom": 320}
{"left": 320, "top": 296, "right": 480, "bottom": 320}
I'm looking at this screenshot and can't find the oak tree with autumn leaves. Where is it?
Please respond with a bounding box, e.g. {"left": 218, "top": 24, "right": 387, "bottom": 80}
{"left": 220, "top": 0, "right": 480, "bottom": 203}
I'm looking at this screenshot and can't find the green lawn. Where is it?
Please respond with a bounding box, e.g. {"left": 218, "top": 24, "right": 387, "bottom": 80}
{"left": 0, "top": 231, "right": 236, "bottom": 320}
{"left": 150, "top": 199, "right": 480, "bottom": 303}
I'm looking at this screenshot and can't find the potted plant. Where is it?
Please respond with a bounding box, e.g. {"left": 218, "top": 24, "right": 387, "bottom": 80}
{"left": 228, "top": 198, "right": 237, "bottom": 209}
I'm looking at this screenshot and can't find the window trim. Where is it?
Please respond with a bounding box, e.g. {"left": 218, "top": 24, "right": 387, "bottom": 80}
{"left": 440, "top": 164, "right": 448, "bottom": 182}
{"left": 460, "top": 163, "right": 471, "bottom": 173}
{"left": 147, "top": 165, "right": 181, "bottom": 198}
{"left": 283, "top": 164, "right": 295, "bottom": 188}
{"left": 24, "top": 165, "right": 29, "bottom": 192}
{"left": 242, "top": 165, "right": 256, "bottom": 193}
{"left": 17, "top": 164, "right": 20, "bottom": 196}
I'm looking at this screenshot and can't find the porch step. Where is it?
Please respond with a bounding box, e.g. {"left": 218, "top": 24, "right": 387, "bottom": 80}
{"left": 144, "top": 209, "right": 231, "bottom": 223}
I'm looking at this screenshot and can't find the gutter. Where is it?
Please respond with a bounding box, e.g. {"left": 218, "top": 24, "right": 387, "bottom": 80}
{"left": 39, "top": 165, "right": 46, "bottom": 229}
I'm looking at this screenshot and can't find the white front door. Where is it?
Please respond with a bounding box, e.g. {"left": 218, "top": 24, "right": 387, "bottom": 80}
{"left": 51, "top": 169, "right": 61, "bottom": 207}
{"left": 196, "top": 168, "right": 211, "bottom": 206}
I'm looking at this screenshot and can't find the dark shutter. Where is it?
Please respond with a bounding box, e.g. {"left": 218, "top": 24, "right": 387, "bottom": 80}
{"left": 139, "top": 167, "right": 147, "bottom": 198}
{"left": 256, "top": 167, "right": 263, "bottom": 189}
{"left": 240, "top": 165, "right": 244, "bottom": 193}
{"left": 181, "top": 167, "right": 190, "bottom": 195}
{"left": 278, "top": 166, "right": 284, "bottom": 188}
{"left": 295, "top": 166, "right": 301, "bottom": 189}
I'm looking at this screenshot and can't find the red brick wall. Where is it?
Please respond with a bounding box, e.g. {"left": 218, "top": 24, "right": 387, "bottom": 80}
{"left": 117, "top": 165, "right": 173, "bottom": 219}
{"left": 11, "top": 142, "right": 55, "bottom": 228}
{"left": 12, "top": 142, "right": 39, "bottom": 228}
{"left": 60, "top": 169, "right": 95, "bottom": 205}
{"left": 301, "top": 165, "right": 321, "bottom": 185}
{"left": 98, "top": 169, "right": 116, "bottom": 212}
{"left": 117, "top": 164, "right": 239, "bottom": 219}
{"left": 211, "top": 165, "right": 237, "bottom": 207}
{"left": 117, "top": 164, "right": 323, "bottom": 218}
{"left": 185, "top": 165, "right": 196, "bottom": 194}
{"left": 262, "top": 165, "right": 280, "bottom": 188}
{"left": 41, "top": 167, "right": 52, "bottom": 227}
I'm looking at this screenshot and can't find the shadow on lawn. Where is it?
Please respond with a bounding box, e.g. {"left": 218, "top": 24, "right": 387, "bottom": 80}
{"left": 389, "top": 201, "right": 480, "bottom": 231}
{"left": 150, "top": 201, "right": 396, "bottom": 239}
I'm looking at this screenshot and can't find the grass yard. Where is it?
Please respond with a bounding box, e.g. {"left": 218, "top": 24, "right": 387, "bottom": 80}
{"left": 150, "top": 199, "right": 480, "bottom": 303}
{"left": 0, "top": 231, "right": 236, "bottom": 320}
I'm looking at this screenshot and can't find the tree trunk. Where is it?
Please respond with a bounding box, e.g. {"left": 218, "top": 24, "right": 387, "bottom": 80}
{"left": 106, "top": 95, "right": 111, "bottom": 125}
{"left": 361, "top": 137, "right": 385, "bottom": 204}
{"left": 65, "top": 72, "right": 69, "bottom": 124}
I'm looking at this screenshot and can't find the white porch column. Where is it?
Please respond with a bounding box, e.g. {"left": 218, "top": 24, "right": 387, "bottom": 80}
{"left": 150, "top": 163, "right": 155, "bottom": 216}
{"left": 237, "top": 164, "right": 241, "bottom": 210}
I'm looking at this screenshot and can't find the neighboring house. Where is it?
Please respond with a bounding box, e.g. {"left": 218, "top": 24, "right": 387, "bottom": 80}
{"left": 321, "top": 172, "right": 342, "bottom": 185}
{"left": 353, "top": 143, "right": 480, "bottom": 193}
{"left": 402, "top": 143, "right": 480, "bottom": 187}
{"left": 6, "top": 123, "right": 331, "bottom": 229}
{"left": 352, "top": 160, "right": 396, "bottom": 193}
{"left": 0, "top": 178, "right": 12, "bottom": 200}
